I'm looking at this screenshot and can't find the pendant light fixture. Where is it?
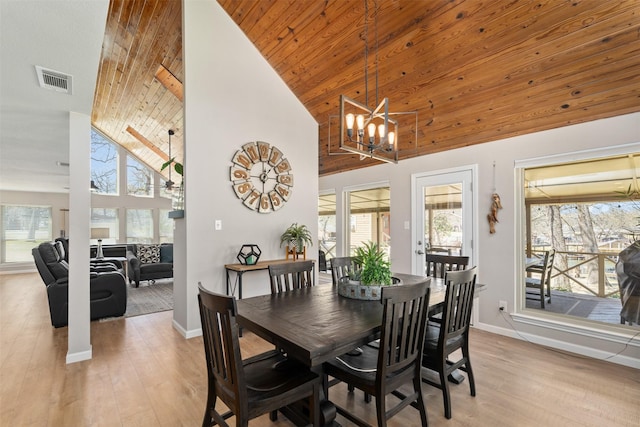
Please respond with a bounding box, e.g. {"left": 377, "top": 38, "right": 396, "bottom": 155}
{"left": 338, "top": 0, "right": 406, "bottom": 164}
{"left": 164, "top": 129, "right": 176, "bottom": 191}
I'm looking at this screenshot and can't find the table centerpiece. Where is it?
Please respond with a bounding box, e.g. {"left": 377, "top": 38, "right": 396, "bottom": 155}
{"left": 338, "top": 241, "right": 401, "bottom": 300}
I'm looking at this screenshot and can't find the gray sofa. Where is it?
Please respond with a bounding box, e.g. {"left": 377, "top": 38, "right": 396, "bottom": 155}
{"left": 126, "top": 243, "right": 173, "bottom": 287}
{"left": 33, "top": 241, "right": 127, "bottom": 327}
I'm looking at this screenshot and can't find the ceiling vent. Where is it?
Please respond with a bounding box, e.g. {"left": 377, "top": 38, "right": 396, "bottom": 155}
{"left": 35, "top": 66, "right": 72, "bottom": 94}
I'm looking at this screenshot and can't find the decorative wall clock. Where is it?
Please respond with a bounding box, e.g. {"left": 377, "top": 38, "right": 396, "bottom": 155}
{"left": 230, "top": 141, "right": 294, "bottom": 213}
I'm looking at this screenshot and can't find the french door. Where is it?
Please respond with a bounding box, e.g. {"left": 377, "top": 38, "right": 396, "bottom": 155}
{"left": 412, "top": 167, "right": 476, "bottom": 275}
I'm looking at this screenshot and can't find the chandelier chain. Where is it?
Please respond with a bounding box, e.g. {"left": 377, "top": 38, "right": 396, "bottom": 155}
{"left": 363, "top": 0, "right": 369, "bottom": 107}
{"left": 362, "top": 0, "right": 380, "bottom": 109}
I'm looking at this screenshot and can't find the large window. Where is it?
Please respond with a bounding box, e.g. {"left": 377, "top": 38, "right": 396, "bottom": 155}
{"left": 520, "top": 152, "right": 639, "bottom": 329}
{"left": 1, "top": 205, "right": 52, "bottom": 262}
{"left": 127, "top": 155, "right": 153, "bottom": 197}
{"left": 126, "top": 209, "right": 153, "bottom": 243}
{"left": 91, "top": 129, "right": 118, "bottom": 195}
{"left": 91, "top": 208, "right": 118, "bottom": 244}
{"left": 159, "top": 209, "right": 173, "bottom": 243}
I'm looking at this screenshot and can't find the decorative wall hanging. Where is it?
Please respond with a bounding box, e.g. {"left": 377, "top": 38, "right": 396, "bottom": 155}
{"left": 230, "top": 141, "right": 294, "bottom": 213}
{"left": 487, "top": 161, "right": 502, "bottom": 234}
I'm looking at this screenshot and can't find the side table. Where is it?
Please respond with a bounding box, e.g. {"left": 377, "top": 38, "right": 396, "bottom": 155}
{"left": 224, "top": 258, "right": 315, "bottom": 299}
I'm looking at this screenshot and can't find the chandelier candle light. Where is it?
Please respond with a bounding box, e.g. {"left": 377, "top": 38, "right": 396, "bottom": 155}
{"left": 340, "top": 94, "right": 398, "bottom": 163}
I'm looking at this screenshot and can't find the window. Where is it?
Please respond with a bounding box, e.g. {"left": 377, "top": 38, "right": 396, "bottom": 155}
{"left": 318, "top": 192, "right": 336, "bottom": 261}
{"left": 346, "top": 186, "right": 390, "bottom": 257}
{"left": 159, "top": 210, "right": 173, "bottom": 243}
{"left": 1, "top": 205, "right": 52, "bottom": 263}
{"left": 126, "top": 209, "right": 153, "bottom": 243}
{"left": 159, "top": 179, "right": 173, "bottom": 200}
{"left": 91, "top": 129, "right": 118, "bottom": 195}
{"left": 520, "top": 152, "right": 640, "bottom": 329}
{"left": 91, "top": 208, "right": 118, "bottom": 244}
{"left": 127, "top": 155, "right": 153, "bottom": 197}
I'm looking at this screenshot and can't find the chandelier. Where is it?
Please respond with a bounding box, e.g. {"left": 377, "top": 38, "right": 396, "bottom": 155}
{"left": 338, "top": 0, "right": 408, "bottom": 164}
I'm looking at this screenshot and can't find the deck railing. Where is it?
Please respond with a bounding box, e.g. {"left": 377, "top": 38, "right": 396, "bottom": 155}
{"left": 529, "top": 250, "right": 620, "bottom": 298}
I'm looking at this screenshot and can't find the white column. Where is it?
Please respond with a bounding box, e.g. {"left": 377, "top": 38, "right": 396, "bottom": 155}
{"left": 66, "top": 111, "right": 92, "bottom": 363}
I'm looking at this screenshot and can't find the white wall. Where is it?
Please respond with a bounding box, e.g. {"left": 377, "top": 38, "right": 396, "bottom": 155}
{"left": 320, "top": 112, "right": 640, "bottom": 366}
{"left": 176, "top": 0, "right": 319, "bottom": 335}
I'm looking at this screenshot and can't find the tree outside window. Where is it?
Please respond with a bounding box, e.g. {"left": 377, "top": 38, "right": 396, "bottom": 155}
{"left": 1, "top": 205, "right": 52, "bottom": 262}
{"left": 126, "top": 209, "right": 153, "bottom": 243}
{"left": 91, "top": 129, "right": 118, "bottom": 195}
{"left": 91, "top": 208, "right": 118, "bottom": 244}
{"left": 127, "top": 156, "right": 153, "bottom": 197}
{"left": 159, "top": 209, "right": 173, "bottom": 243}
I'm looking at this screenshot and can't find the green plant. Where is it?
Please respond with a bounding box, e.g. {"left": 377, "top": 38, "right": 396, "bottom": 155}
{"left": 352, "top": 241, "right": 392, "bottom": 286}
{"left": 160, "top": 157, "right": 183, "bottom": 178}
{"left": 280, "top": 223, "right": 313, "bottom": 251}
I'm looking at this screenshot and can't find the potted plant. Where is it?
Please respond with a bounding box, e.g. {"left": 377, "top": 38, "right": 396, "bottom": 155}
{"left": 161, "top": 156, "right": 184, "bottom": 215}
{"left": 339, "top": 241, "right": 398, "bottom": 300}
{"left": 280, "top": 223, "right": 313, "bottom": 259}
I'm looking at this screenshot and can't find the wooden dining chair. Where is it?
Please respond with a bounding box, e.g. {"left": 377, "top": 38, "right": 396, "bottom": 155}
{"left": 421, "top": 266, "right": 477, "bottom": 419}
{"left": 197, "top": 283, "right": 321, "bottom": 427}
{"left": 324, "top": 280, "right": 431, "bottom": 427}
{"left": 330, "top": 256, "right": 358, "bottom": 285}
{"left": 425, "top": 254, "right": 469, "bottom": 279}
{"left": 525, "top": 249, "right": 555, "bottom": 308}
{"left": 268, "top": 260, "right": 314, "bottom": 294}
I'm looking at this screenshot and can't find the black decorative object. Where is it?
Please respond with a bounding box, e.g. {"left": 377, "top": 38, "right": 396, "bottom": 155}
{"left": 237, "top": 244, "right": 261, "bottom": 265}
{"left": 616, "top": 243, "right": 640, "bottom": 325}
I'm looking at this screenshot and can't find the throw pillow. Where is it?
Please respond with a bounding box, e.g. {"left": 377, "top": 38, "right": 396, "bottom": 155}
{"left": 160, "top": 244, "right": 173, "bottom": 263}
{"left": 137, "top": 244, "right": 160, "bottom": 264}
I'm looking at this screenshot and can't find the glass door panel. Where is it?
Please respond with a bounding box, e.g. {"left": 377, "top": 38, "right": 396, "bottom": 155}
{"left": 413, "top": 169, "right": 474, "bottom": 275}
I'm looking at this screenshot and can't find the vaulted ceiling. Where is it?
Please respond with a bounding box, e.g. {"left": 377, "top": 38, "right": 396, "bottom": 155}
{"left": 93, "top": 0, "right": 640, "bottom": 180}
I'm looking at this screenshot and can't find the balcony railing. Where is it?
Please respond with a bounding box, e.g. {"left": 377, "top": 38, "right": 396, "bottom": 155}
{"left": 529, "top": 250, "right": 620, "bottom": 298}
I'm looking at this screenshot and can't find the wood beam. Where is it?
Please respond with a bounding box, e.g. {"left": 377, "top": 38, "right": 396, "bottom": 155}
{"left": 155, "top": 64, "right": 183, "bottom": 102}
{"left": 126, "top": 126, "right": 170, "bottom": 162}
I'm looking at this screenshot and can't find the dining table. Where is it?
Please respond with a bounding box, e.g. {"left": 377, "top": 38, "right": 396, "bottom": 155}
{"left": 235, "top": 273, "right": 468, "bottom": 426}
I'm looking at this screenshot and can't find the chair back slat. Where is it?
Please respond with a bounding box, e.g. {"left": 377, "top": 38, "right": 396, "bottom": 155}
{"left": 330, "top": 256, "right": 359, "bottom": 285}
{"left": 197, "top": 284, "right": 247, "bottom": 414}
{"left": 379, "top": 280, "right": 431, "bottom": 377}
{"left": 268, "top": 260, "right": 314, "bottom": 294}
{"left": 426, "top": 254, "right": 469, "bottom": 279}
{"left": 540, "top": 249, "right": 555, "bottom": 286}
{"left": 441, "top": 267, "right": 477, "bottom": 343}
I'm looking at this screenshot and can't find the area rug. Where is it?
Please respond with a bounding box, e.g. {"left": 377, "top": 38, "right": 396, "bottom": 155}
{"left": 125, "top": 280, "right": 173, "bottom": 318}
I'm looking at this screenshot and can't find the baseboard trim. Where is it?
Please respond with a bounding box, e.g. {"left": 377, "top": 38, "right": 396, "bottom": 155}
{"left": 66, "top": 346, "right": 92, "bottom": 364}
{"left": 172, "top": 319, "right": 202, "bottom": 339}
{"left": 475, "top": 321, "right": 639, "bottom": 369}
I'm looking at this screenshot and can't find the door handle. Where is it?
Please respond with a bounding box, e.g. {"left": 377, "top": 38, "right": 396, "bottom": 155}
{"left": 416, "top": 250, "right": 424, "bottom": 255}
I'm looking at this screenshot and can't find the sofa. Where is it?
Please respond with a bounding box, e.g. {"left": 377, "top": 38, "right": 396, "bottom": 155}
{"left": 32, "top": 241, "right": 127, "bottom": 328}
{"left": 57, "top": 237, "right": 126, "bottom": 270}
{"left": 126, "top": 243, "right": 173, "bottom": 287}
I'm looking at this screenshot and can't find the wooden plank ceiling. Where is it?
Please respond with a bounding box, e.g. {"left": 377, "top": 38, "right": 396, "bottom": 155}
{"left": 92, "top": 0, "right": 640, "bottom": 178}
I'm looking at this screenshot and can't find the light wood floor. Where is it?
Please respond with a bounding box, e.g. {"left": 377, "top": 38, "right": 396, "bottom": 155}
{"left": 2, "top": 273, "right": 639, "bottom": 427}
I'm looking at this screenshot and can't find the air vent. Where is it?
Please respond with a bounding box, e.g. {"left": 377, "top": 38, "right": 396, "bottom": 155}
{"left": 35, "top": 66, "right": 73, "bottom": 94}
